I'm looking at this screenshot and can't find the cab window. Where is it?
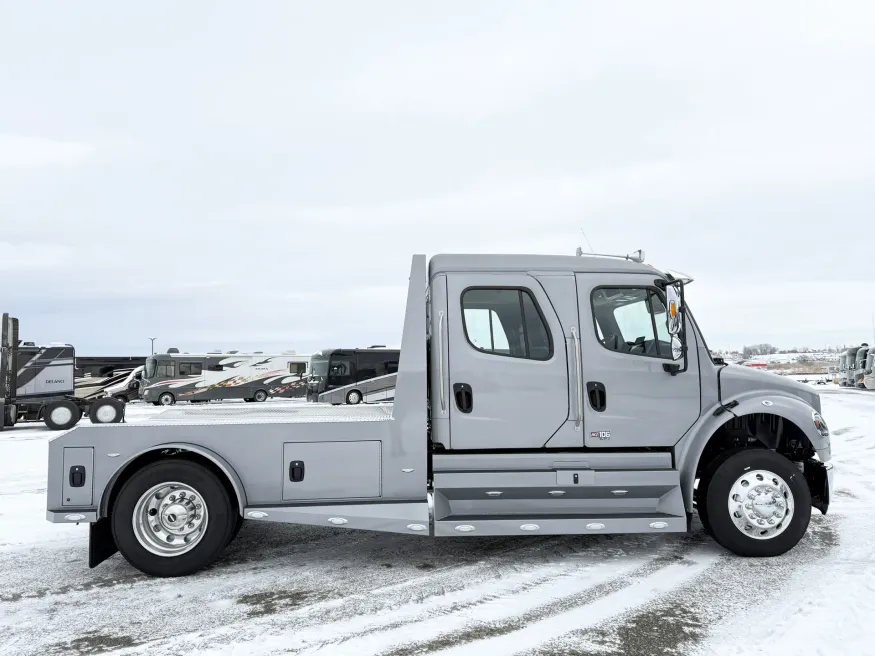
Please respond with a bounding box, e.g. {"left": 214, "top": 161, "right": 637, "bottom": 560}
{"left": 591, "top": 287, "right": 672, "bottom": 359}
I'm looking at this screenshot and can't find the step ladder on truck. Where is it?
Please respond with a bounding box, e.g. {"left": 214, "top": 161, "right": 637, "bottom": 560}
{"left": 44, "top": 250, "right": 835, "bottom": 577}
{"left": 1, "top": 314, "right": 127, "bottom": 432}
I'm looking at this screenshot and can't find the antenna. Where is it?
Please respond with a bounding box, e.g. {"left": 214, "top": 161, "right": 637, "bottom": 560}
{"left": 579, "top": 227, "right": 595, "bottom": 254}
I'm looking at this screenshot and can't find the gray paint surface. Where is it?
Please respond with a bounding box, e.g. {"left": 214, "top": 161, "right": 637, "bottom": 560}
{"left": 281, "top": 441, "right": 381, "bottom": 500}
{"left": 576, "top": 272, "right": 701, "bottom": 448}
{"left": 444, "top": 272, "right": 569, "bottom": 451}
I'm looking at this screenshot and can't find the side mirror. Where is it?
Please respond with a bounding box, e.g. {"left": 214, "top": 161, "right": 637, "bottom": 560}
{"left": 666, "top": 283, "right": 682, "bottom": 336}
{"left": 662, "top": 279, "right": 687, "bottom": 374}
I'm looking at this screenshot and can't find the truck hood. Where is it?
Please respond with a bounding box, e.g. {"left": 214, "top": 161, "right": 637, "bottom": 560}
{"left": 720, "top": 364, "right": 821, "bottom": 414}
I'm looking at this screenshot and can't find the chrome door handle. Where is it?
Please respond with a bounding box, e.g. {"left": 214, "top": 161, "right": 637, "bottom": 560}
{"left": 571, "top": 326, "right": 583, "bottom": 430}
{"left": 438, "top": 311, "right": 446, "bottom": 413}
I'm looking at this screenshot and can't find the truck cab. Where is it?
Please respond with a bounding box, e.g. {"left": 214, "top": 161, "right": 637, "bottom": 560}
{"left": 44, "top": 252, "right": 834, "bottom": 578}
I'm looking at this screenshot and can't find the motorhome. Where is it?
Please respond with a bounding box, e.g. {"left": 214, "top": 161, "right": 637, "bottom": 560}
{"left": 141, "top": 351, "right": 310, "bottom": 405}
{"left": 45, "top": 251, "right": 834, "bottom": 578}
{"left": 306, "top": 347, "right": 400, "bottom": 405}
{"left": 1, "top": 314, "right": 125, "bottom": 431}
{"left": 102, "top": 366, "right": 145, "bottom": 403}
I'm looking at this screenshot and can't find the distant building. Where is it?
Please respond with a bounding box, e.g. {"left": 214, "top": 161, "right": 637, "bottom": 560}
{"left": 75, "top": 356, "right": 147, "bottom": 378}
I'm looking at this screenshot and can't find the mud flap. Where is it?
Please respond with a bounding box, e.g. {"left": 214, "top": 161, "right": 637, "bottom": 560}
{"left": 804, "top": 459, "right": 830, "bottom": 515}
{"left": 89, "top": 518, "right": 118, "bottom": 568}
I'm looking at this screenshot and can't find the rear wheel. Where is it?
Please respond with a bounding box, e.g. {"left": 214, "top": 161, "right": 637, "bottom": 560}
{"left": 704, "top": 449, "right": 811, "bottom": 557}
{"left": 44, "top": 400, "right": 82, "bottom": 431}
{"left": 253, "top": 389, "right": 268, "bottom": 403}
{"left": 111, "top": 460, "right": 235, "bottom": 577}
{"left": 3, "top": 404, "right": 16, "bottom": 427}
{"left": 346, "top": 389, "right": 362, "bottom": 405}
{"left": 158, "top": 392, "right": 175, "bottom": 406}
{"left": 90, "top": 397, "right": 125, "bottom": 424}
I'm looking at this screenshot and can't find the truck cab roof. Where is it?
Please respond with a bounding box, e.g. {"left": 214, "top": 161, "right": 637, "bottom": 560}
{"left": 428, "top": 253, "right": 661, "bottom": 277}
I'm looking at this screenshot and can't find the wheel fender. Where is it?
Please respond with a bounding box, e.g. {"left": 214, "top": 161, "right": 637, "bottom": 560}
{"left": 676, "top": 392, "right": 830, "bottom": 513}
{"left": 100, "top": 442, "right": 248, "bottom": 519}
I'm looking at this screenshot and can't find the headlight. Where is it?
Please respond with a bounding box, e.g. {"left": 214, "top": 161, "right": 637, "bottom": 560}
{"left": 812, "top": 411, "right": 829, "bottom": 438}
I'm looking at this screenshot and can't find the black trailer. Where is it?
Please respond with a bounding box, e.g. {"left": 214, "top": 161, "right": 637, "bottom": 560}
{"left": 1, "top": 313, "right": 126, "bottom": 431}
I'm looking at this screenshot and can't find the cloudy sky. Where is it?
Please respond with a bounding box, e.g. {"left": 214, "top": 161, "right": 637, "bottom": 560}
{"left": 1, "top": 1, "right": 873, "bottom": 356}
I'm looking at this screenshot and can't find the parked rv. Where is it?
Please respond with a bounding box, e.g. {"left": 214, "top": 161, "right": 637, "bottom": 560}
{"left": 306, "top": 347, "right": 399, "bottom": 404}
{"left": 141, "top": 351, "right": 310, "bottom": 405}
{"left": 45, "top": 251, "right": 834, "bottom": 578}
{"left": 102, "top": 366, "right": 144, "bottom": 403}
{"left": 1, "top": 314, "right": 126, "bottom": 431}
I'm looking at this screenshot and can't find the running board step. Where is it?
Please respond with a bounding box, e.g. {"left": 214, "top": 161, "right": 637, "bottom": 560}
{"left": 432, "top": 468, "right": 686, "bottom": 522}
{"left": 433, "top": 514, "right": 687, "bottom": 536}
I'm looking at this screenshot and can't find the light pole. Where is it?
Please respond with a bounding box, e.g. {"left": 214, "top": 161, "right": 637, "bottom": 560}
{"left": 149, "top": 337, "right": 156, "bottom": 355}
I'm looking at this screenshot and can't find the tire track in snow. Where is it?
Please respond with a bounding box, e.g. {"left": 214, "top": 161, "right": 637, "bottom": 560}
{"left": 132, "top": 533, "right": 711, "bottom": 656}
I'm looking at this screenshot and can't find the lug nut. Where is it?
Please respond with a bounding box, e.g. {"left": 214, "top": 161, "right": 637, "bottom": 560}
{"left": 169, "top": 495, "right": 176, "bottom": 502}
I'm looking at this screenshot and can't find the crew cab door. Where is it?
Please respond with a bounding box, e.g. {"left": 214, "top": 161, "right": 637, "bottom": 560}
{"left": 576, "top": 273, "right": 701, "bottom": 448}
{"left": 445, "top": 273, "right": 570, "bottom": 450}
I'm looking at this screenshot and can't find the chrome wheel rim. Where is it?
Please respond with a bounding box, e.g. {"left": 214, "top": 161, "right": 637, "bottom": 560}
{"left": 51, "top": 406, "right": 73, "bottom": 425}
{"left": 132, "top": 482, "right": 208, "bottom": 557}
{"left": 255, "top": 391, "right": 266, "bottom": 401}
{"left": 160, "top": 394, "right": 173, "bottom": 405}
{"left": 349, "top": 391, "right": 361, "bottom": 404}
{"left": 95, "top": 405, "right": 117, "bottom": 423}
{"left": 728, "top": 469, "right": 794, "bottom": 540}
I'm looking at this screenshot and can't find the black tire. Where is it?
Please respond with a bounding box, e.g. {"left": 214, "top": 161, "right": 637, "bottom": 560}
{"left": 346, "top": 389, "right": 363, "bottom": 405}
{"left": 229, "top": 513, "right": 244, "bottom": 544}
{"left": 253, "top": 389, "right": 268, "bottom": 403}
{"left": 90, "top": 397, "right": 125, "bottom": 424}
{"left": 704, "top": 449, "right": 811, "bottom": 557}
{"left": 111, "top": 460, "right": 235, "bottom": 577}
{"left": 3, "top": 404, "right": 16, "bottom": 427}
{"left": 158, "top": 392, "right": 175, "bottom": 406}
{"left": 43, "top": 400, "right": 82, "bottom": 431}
{"left": 243, "top": 398, "right": 253, "bottom": 403}
{"left": 694, "top": 447, "right": 748, "bottom": 537}
{"left": 152, "top": 401, "right": 161, "bottom": 406}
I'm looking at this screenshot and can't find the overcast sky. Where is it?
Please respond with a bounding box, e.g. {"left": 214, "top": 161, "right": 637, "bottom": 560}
{"left": 2, "top": 1, "right": 873, "bottom": 356}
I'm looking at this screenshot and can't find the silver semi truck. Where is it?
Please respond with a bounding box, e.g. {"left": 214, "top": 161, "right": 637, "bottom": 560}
{"left": 45, "top": 252, "right": 834, "bottom": 577}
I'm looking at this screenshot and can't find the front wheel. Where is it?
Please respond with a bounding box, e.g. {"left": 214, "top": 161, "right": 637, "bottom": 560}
{"left": 346, "top": 389, "right": 362, "bottom": 405}
{"left": 253, "top": 389, "right": 268, "bottom": 403}
{"left": 111, "top": 460, "right": 235, "bottom": 577}
{"left": 704, "top": 449, "right": 811, "bottom": 557}
{"left": 158, "top": 392, "right": 175, "bottom": 406}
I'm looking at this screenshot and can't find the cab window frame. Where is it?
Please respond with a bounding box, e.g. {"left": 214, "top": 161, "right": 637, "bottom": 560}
{"left": 460, "top": 286, "right": 554, "bottom": 361}
{"left": 590, "top": 285, "right": 674, "bottom": 360}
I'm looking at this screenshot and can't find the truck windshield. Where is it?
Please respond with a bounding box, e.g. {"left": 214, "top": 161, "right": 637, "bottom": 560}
{"left": 310, "top": 355, "right": 329, "bottom": 378}
{"left": 145, "top": 357, "right": 157, "bottom": 378}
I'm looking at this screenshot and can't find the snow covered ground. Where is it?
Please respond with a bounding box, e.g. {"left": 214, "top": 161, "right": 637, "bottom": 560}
{"left": 1, "top": 392, "right": 873, "bottom": 656}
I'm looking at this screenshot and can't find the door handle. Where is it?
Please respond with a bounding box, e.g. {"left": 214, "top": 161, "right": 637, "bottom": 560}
{"left": 586, "top": 382, "right": 606, "bottom": 412}
{"left": 288, "top": 460, "right": 305, "bottom": 482}
{"left": 453, "top": 383, "right": 473, "bottom": 413}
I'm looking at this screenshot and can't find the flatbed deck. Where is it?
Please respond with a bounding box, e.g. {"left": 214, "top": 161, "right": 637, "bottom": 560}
{"left": 120, "top": 403, "right": 395, "bottom": 426}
